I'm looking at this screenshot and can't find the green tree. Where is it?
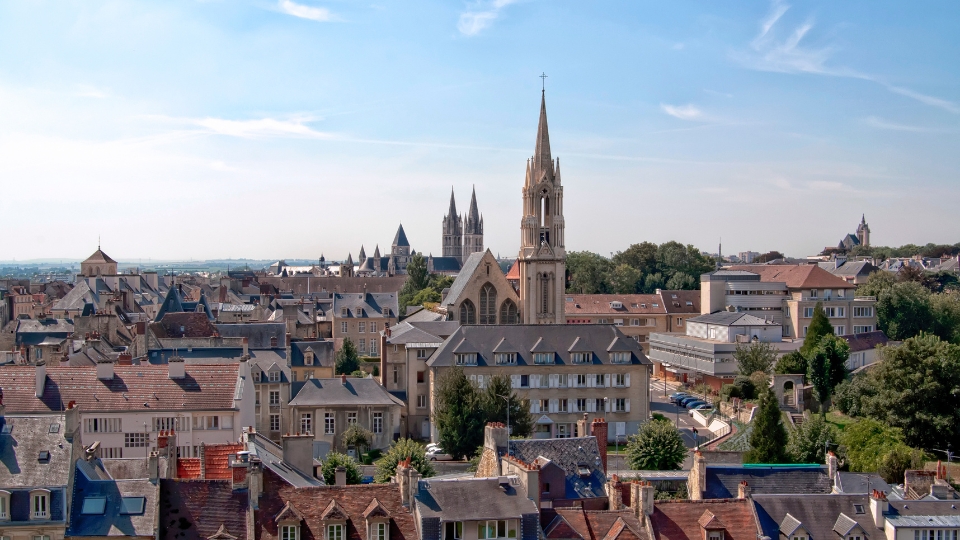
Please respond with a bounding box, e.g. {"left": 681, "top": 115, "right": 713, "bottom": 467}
{"left": 787, "top": 412, "right": 838, "bottom": 463}
{"left": 858, "top": 334, "right": 960, "bottom": 450}
{"left": 929, "top": 292, "right": 960, "bottom": 344}
{"left": 774, "top": 350, "right": 808, "bottom": 375}
{"left": 877, "top": 445, "right": 925, "bottom": 485}
{"left": 320, "top": 452, "right": 363, "bottom": 485}
{"left": 373, "top": 438, "right": 436, "bottom": 483}
{"left": 656, "top": 242, "right": 715, "bottom": 283}
{"left": 876, "top": 281, "right": 933, "bottom": 340}
{"left": 625, "top": 418, "right": 687, "bottom": 470}
{"left": 411, "top": 287, "right": 441, "bottom": 305}
{"left": 745, "top": 387, "right": 790, "bottom": 463}
{"left": 610, "top": 264, "right": 642, "bottom": 294}
{"left": 841, "top": 418, "right": 905, "bottom": 473}
{"left": 335, "top": 338, "right": 360, "bottom": 375}
{"left": 665, "top": 272, "right": 696, "bottom": 290}
{"left": 433, "top": 367, "right": 486, "bottom": 460}
{"left": 642, "top": 272, "right": 665, "bottom": 294}
{"left": 800, "top": 302, "right": 834, "bottom": 356}
{"left": 856, "top": 270, "right": 897, "bottom": 299}
{"left": 341, "top": 424, "right": 373, "bottom": 454}
{"left": 832, "top": 373, "right": 877, "bottom": 417}
{"left": 566, "top": 251, "right": 613, "bottom": 293}
{"left": 612, "top": 242, "right": 658, "bottom": 275}
{"left": 407, "top": 252, "right": 429, "bottom": 290}
{"left": 754, "top": 251, "right": 785, "bottom": 263}
{"left": 806, "top": 335, "right": 849, "bottom": 416}
{"left": 481, "top": 373, "right": 533, "bottom": 438}
{"left": 734, "top": 341, "right": 778, "bottom": 376}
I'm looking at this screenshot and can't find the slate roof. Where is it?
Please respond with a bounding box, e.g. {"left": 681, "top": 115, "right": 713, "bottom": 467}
{"left": 0, "top": 414, "right": 72, "bottom": 488}
{"left": 427, "top": 325, "right": 649, "bottom": 368}
{"left": 429, "top": 257, "right": 462, "bottom": 273}
{"left": 246, "top": 432, "right": 323, "bottom": 487}
{"left": 150, "top": 313, "right": 217, "bottom": 338}
{"left": 159, "top": 479, "right": 249, "bottom": 540}
{"left": 0, "top": 364, "right": 241, "bottom": 414}
{"left": 414, "top": 476, "right": 539, "bottom": 521}
{"left": 255, "top": 468, "right": 417, "bottom": 540}
{"left": 753, "top": 494, "right": 880, "bottom": 540}
{"left": 386, "top": 321, "right": 460, "bottom": 346}
{"left": 289, "top": 378, "right": 404, "bottom": 408}
{"left": 442, "top": 251, "right": 487, "bottom": 307}
{"left": 704, "top": 465, "right": 832, "bottom": 499}
{"left": 841, "top": 331, "right": 889, "bottom": 353}
{"left": 291, "top": 341, "right": 335, "bottom": 368}
{"left": 54, "top": 281, "right": 98, "bottom": 312}
{"left": 651, "top": 499, "right": 759, "bottom": 540}
{"left": 834, "top": 472, "right": 891, "bottom": 494}
{"left": 332, "top": 293, "right": 399, "bottom": 319}
{"left": 68, "top": 469, "right": 158, "bottom": 537}
{"left": 688, "top": 312, "right": 779, "bottom": 327}
{"left": 509, "top": 437, "right": 606, "bottom": 499}
{"left": 215, "top": 323, "right": 286, "bottom": 349}
{"left": 885, "top": 500, "right": 960, "bottom": 525}
{"left": 392, "top": 224, "right": 410, "bottom": 248}
{"left": 545, "top": 508, "right": 644, "bottom": 540}
{"left": 17, "top": 318, "right": 75, "bottom": 334}
{"left": 727, "top": 265, "right": 856, "bottom": 289}
{"left": 829, "top": 261, "right": 878, "bottom": 278}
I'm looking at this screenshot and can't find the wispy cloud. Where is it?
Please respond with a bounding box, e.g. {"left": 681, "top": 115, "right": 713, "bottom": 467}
{"left": 146, "top": 115, "right": 335, "bottom": 139}
{"left": 808, "top": 180, "right": 853, "bottom": 192}
{"left": 75, "top": 84, "right": 110, "bottom": 99}
{"left": 458, "top": 0, "right": 517, "bottom": 36}
{"left": 277, "top": 0, "right": 333, "bottom": 22}
{"left": 660, "top": 103, "right": 703, "bottom": 121}
{"left": 864, "top": 116, "right": 940, "bottom": 133}
{"left": 738, "top": 1, "right": 959, "bottom": 114}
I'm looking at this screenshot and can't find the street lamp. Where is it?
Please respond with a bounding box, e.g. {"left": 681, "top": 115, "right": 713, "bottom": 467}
{"left": 496, "top": 394, "right": 511, "bottom": 436}
{"left": 932, "top": 448, "right": 954, "bottom": 463}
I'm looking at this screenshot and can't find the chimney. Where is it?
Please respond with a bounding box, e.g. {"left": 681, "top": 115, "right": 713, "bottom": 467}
{"left": 84, "top": 441, "right": 101, "bottom": 461}
{"left": 248, "top": 455, "right": 263, "bottom": 508}
{"left": 689, "top": 451, "right": 707, "bottom": 500}
{"left": 606, "top": 475, "right": 623, "bottom": 510}
{"left": 398, "top": 457, "right": 412, "bottom": 506}
{"left": 64, "top": 401, "right": 80, "bottom": 441}
{"left": 590, "top": 418, "right": 608, "bottom": 473}
{"left": 281, "top": 432, "right": 316, "bottom": 479}
{"left": 484, "top": 422, "right": 509, "bottom": 454}
{"left": 577, "top": 413, "right": 589, "bottom": 438}
{"left": 341, "top": 374, "right": 347, "bottom": 385}
{"left": 630, "top": 481, "right": 654, "bottom": 517}
{"left": 738, "top": 480, "right": 751, "bottom": 499}
{"left": 231, "top": 454, "right": 249, "bottom": 491}
{"left": 335, "top": 466, "right": 347, "bottom": 487}
{"left": 869, "top": 490, "right": 888, "bottom": 528}
{"left": 96, "top": 357, "right": 115, "bottom": 380}
{"left": 826, "top": 451, "right": 838, "bottom": 481}
{"left": 408, "top": 466, "right": 422, "bottom": 506}
{"left": 242, "top": 337, "right": 249, "bottom": 357}
{"left": 199, "top": 443, "right": 207, "bottom": 479}
{"left": 168, "top": 355, "right": 185, "bottom": 379}
{"left": 35, "top": 360, "right": 47, "bottom": 398}
{"left": 148, "top": 450, "right": 160, "bottom": 482}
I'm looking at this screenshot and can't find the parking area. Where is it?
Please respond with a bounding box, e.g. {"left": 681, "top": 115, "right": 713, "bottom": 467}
{"left": 649, "top": 378, "right": 715, "bottom": 448}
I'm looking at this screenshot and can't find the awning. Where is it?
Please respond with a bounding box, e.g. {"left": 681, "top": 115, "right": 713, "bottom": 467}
{"left": 536, "top": 415, "right": 554, "bottom": 425}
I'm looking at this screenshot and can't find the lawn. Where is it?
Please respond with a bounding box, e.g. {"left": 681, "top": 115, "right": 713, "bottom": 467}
{"left": 825, "top": 411, "right": 857, "bottom": 432}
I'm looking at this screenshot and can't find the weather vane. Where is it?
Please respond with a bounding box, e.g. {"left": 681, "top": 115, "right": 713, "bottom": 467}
{"left": 540, "top": 72, "right": 548, "bottom": 91}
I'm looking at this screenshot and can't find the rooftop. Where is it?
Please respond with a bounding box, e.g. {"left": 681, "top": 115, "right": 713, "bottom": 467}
{"left": 415, "top": 476, "right": 539, "bottom": 521}
{"left": 0, "top": 414, "right": 72, "bottom": 488}
{"left": 289, "top": 377, "right": 404, "bottom": 408}
{"left": 727, "top": 264, "right": 856, "bottom": 289}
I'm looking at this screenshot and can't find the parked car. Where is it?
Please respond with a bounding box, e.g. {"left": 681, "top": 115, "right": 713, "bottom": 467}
{"left": 689, "top": 404, "right": 715, "bottom": 415}
{"left": 425, "top": 443, "right": 441, "bottom": 452}
{"left": 678, "top": 396, "right": 702, "bottom": 407}
{"left": 683, "top": 399, "right": 708, "bottom": 409}
{"left": 426, "top": 447, "right": 453, "bottom": 461}
{"left": 669, "top": 392, "right": 690, "bottom": 403}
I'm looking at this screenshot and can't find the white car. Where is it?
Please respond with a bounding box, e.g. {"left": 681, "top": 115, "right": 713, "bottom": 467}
{"left": 425, "top": 443, "right": 441, "bottom": 452}
{"left": 426, "top": 447, "right": 453, "bottom": 461}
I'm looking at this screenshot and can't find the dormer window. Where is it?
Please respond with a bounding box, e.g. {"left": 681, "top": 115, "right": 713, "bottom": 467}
{"left": 269, "top": 371, "right": 281, "bottom": 383}
{"left": 327, "top": 524, "right": 344, "bottom": 540}
{"left": 253, "top": 370, "right": 261, "bottom": 382}
{"left": 355, "top": 307, "right": 362, "bottom": 317}
{"left": 281, "top": 526, "right": 299, "bottom": 540}
{"left": 533, "top": 353, "right": 554, "bottom": 365}
{"left": 571, "top": 352, "right": 590, "bottom": 364}
{"left": 455, "top": 353, "right": 477, "bottom": 366}
{"left": 271, "top": 336, "right": 279, "bottom": 347}
{"left": 610, "top": 352, "right": 630, "bottom": 364}
{"left": 495, "top": 353, "right": 516, "bottom": 365}
{"left": 305, "top": 350, "right": 314, "bottom": 365}
{"left": 30, "top": 489, "right": 49, "bottom": 519}
{"left": 609, "top": 301, "right": 623, "bottom": 309}
{"left": 341, "top": 308, "right": 348, "bottom": 317}
{"left": 369, "top": 522, "right": 388, "bottom": 540}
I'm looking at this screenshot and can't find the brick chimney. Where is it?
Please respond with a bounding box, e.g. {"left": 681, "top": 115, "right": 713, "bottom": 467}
{"left": 281, "top": 432, "right": 316, "bottom": 479}
{"left": 869, "top": 490, "right": 888, "bottom": 528}
{"left": 826, "top": 451, "right": 838, "bottom": 481}
{"left": 737, "top": 480, "right": 751, "bottom": 499}
{"left": 484, "top": 422, "right": 509, "bottom": 455}
{"left": 591, "top": 418, "right": 608, "bottom": 473}
{"left": 577, "top": 413, "right": 589, "bottom": 438}
{"left": 335, "top": 466, "right": 347, "bottom": 487}
{"left": 630, "top": 481, "right": 654, "bottom": 517}
{"left": 606, "top": 474, "right": 623, "bottom": 510}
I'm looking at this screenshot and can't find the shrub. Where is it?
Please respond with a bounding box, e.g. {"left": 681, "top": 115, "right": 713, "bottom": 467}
{"left": 320, "top": 452, "right": 363, "bottom": 485}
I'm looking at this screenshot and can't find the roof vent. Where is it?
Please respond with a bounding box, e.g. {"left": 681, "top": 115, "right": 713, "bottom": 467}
{"left": 38, "top": 450, "right": 51, "bottom": 462}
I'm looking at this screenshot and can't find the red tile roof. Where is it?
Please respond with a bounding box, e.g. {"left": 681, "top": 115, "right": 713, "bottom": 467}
{"left": 255, "top": 468, "right": 417, "bottom": 540}
{"left": 506, "top": 261, "right": 520, "bottom": 280}
{"left": 547, "top": 508, "right": 644, "bottom": 540}
{"left": 727, "top": 265, "right": 855, "bottom": 289}
{"left": 204, "top": 443, "right": 246, "bottom": 480}
{"left": 0, "top": 364, "right": 240, "bottom": 414}
{"left": 564, "top": 294, "right": 667, "bottom": 316}
{"left": 178, "top": 458, "right": 202, "bottom": 479}
{"left": 650, "top": 499, "right": 759, "bottom": 540}
{"left": 160, "top": 479, "right": 249, "bottom": 540}
{"left": 841, "top": 331, "right": 889, "bottom": 352}
{"left": 151, "top": 312, "right": 218, "bottom": 338}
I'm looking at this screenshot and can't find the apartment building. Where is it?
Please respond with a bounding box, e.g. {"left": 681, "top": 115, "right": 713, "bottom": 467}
{"left": 427, "top": 324, "right": 651, "bottom": 441}
{"left": 330, "top": 292, "right": 398, "bottom": 357}
{"left": 564, "top": 290, "right": 700, "bottom": 353}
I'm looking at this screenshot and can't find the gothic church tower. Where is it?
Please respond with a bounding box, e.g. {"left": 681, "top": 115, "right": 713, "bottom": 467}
{"left": 856, "top": 214, "right": 871, "bottom": 248}
{"left": 442, "top": 188, "right": 464, "bottom": 263}
{"left": 519, "top": 90, "right": 566, "bottom": 324}
{"left": 463, "top": 186, "right": 484, "bottom": 262}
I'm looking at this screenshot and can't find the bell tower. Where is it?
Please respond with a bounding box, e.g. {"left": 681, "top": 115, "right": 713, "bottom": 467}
{"left": 518, "top": 88, "right": 566, "bottom": 324}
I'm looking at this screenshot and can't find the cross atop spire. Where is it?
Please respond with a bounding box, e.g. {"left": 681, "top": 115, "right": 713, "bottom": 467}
{"left": 539, "top": 72, "right": 548, "bottom": 91}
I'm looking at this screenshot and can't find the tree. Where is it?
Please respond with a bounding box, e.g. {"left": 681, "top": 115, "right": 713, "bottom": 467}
{"left": 806, "top": 335, "right": 849, "bottom": 416}
{"left": 876, "top": 281, "right": 933, "bottom": 340}
{"left": 612, "top": 242, "right": 658, "bottom": 275}
{"left": 407, "top": 253, "right": 429, "bottom": 291}
{"left": 800, "top": 302, "right": 834, "bottom": 356}
{"left": 566, "top": 251, "right": 613, "bottom": 294}
{"left": 832, "top": 373, "right": 877, "bottom": 417}
{"left": 877, "top": 445, "right": 925, "bottom": 485}
{"left": 841, "top": 418, "right": 905, "bottom": 473}
{"left": 734, "top": 341, "right": 778, "bottom": 376}
{"left": 335, "top": 338, "right": 360, "bottom": 374}
{"left": 481, "top": 373, "right": 533, "bottom": 438}
{"left": 642, "top": 272, "right": 666, "bottom": 294}
{"left": 858, "top": 334, "right": 960, "bottom": 450}
{"left": 341, "top": 424, "right": 373, "bottom": 454}
{"left": 625, "top": 418, "right": 686, "bottom": 470}
{"left": 856, "top": 270, "right": 896, "bottom": 299}
{"left": 775, "top": 350, "right": 807, "bottom": 375}
{"left": 929, "top": 292, "right": 960, "bottom": 344}
{"left": 745, "top": 387, "right": 790, "bottom": 463}
{"left": 754, "top": 251, "right": 785, "bottom": 263}
{"left": 433, "top": 367, "right": 486, "bottom": 460}
{"left": 373, "top": 438, "right": 436, "bottom": 483}
{"left": 320, "top": 452, "right": 363, "bottom": 485}
{"left": 610, "top": 264, "right": 642, "bottom": 294}
{"left": 787, "top": 412, "right": 838, "bottom": 463}
{"left": 665, "top": 272, "right": 696, "bottom": 290}
{"left": 411, "top": 287, "right": 441, "bottom": 305}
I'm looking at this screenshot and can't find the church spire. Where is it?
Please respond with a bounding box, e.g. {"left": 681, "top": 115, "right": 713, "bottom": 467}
{"left": 447, "top": 187, "right": 458, "bottom": 219}
{"left": 533, "top": 90, "right": 554, "bottom": 178}
{"left": 467, "top": 186, "right": 480, "bottom": 228}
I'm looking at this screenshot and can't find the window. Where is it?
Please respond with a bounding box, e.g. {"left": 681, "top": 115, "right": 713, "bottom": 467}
{"left": 479, "top": 284, "right": 498, "bottom": 324}
{"left": 557, "top": 374, "right": 568, "bottom": 388}
{"left": 614, "top": 398, "right": 626, "bottom": 412}
{"left": 300, "top": 413, "right": 312, "bottom": 434}
{"left": 0, "top": 491, "right": 8, "bottom": 519}
{"left": 416, "top": 349, "right": 427, "bottom": 359}
{"left": 676, "top": 317, "right": 683, "bottom": 326}
{"left": 803, "top": 307, "right": 815, "bottom": 318}
{"left": 576, "top": 398, "right": 587, "bottom": 412}
{"left": 371, "top": 522, "right": 387, "bottom": 540}
{"left": 371, "top": 322, "right": 378, "bottom": 333}
{"left": 558, "top": 399, "right": 568, "bottom": 413}
{"left": 533, "top": 352, "right": 554, "bottom": 364}
{"left": 270, "top": 414, "right": 281, "bottom": 432}
{"left": 803, "top": 326, "right": 809, "bottom": 337}
{"left": 499, "top": 300, "right": 519, "bottom": 324}
{"left": 417, "top": 370, "right": 425, "bottom": 383}
{"left": 459, "top": 300, "right": 476, "bottom": 325}
{"left": 372, "top": 412, "right": 383, "bottom": 434}
{"left": 708, "top": 533, "right": 724, "bottom": 540}
{"left": 269, "top": 371, "right": 281, "bottom": 382}
{"left": 810, "top": 289, "right": 818, "bottom": 298}
{"left": 834, "top": 326, "right": 846, "bottom": 335}
{"left": 359, "top": 322, "right": 366, "bottom": 333}
{"left": 102, "top": 447, "right": 122, "bottom": 458}
{"left": 124, "top": 433, "right": 148, "bottom": 448}
{"left": 444, "top": 522, "right": 463, "bottom": 540}
{"left": 520, "top": 374, "right": 529, "bottom": 387}
{"left": 253, "top": 370, "right": 261, "bottom": 382}
{"left": 823, "top": 307, "right": 845, "bottom": 318}
{"left": 341, "top": 321, "right": 348, "bottom": 334}
{"left": 496, "top": 352, "right": 517, "bottom": 365}
{"left": 631, "top": 319, "right": 640, "bottom": 326}
{"left": 269, "top": 390, "right": 281, "bottom": 405}
{"left": 120, "top": 496, "right": 145, "bottom": 515}
{"left": 854, "top": 306, "right": 873, "bottom": 317}
{"left": 571, "top": 352, "right": 590, "bottom": 364}
{"left": 370, "top": 339, "right": 378, "bottom": 355}
{"left": 347, "top": 412, "right": 358, "bottom": 425}
{"left": 282, "top": 526, "right": 299, "bottom": 540}
{"left": 615, "top": 373, "right": 626, "bottom": 387}
{"left": 538, "top": 399, "right": 549, "bottom": 413}
{"left": 613, "top": 319, "right": 624, "bottom": 327}
{"left": 31, "top": 491, "right": 48, "bottom": 519}
{"left": 610, "top": 352, "right": 630, "bottom": 364}
{"left": 324, "top": 413, "right": 335, "bottom": 435}
{"left": 394, "top": 367, "right": 400, "bottom": 384}
{"left": 576, "top": 374, "right": 587, "bottom": 387}
{"left": 595, "top": 374, "right": 604, "bottom": 386}
{"left": 595, "top": 398, "right": 605, "bottom": 412}
{"left": 455, "top": 353, "right": 477, "bottom": 365}
{"left": 417, "top": 395, "right": 427, "bottom": 408}
{"left": 358, "top": 339, "right": 367, "bottom": 354}
{"left": 478, "top": 520, "right": 510, "bottom": 539}
{"left": 152, "top": 417, "right": 187, "bottom": 432}
{"left": 85, "top": 418, "right": 122, "bottom": 433}
{"left": 854, "top": 325, "right": 874, "bottom": 334}
{"left": 355, "top": 307, "right": 362, "bottom": 317}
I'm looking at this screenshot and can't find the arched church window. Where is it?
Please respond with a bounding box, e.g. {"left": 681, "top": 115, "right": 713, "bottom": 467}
{"left": 479, "top": 284, "right": 497, "bottom": 324}
{"left": 459, "top": 300, "right": 476, "bottom": 325}
{"left": 541, "top": 274, "right": 550, "bottom": 315}
{"left": 499, "top": 299, "right": 518, "bottom": 324}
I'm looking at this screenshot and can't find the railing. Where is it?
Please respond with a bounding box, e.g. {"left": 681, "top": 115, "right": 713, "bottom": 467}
{"left": 854, "top": 296, "right": 876, "bottom": 301}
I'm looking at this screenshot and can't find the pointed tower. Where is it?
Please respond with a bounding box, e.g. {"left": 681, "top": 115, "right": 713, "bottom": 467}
{"left": 373, "top": 245, "right": 382, "bottom": 274}
{"left": 358, "top": 245, "right": 367, "bottom": 264}
{"left": 341, "top": 253, "right": 354, "bottom": 278}
{"left": 518, "top": 90, "right": 566, "bottom": 324}
{"left": 463, "top": 186, "right": 484, "bottom": 262}
{"left": 442, "top": 188, "right": 464, "bottom": 263}
{"left": 856, "top": 214, "right": 871, "bottom": 247}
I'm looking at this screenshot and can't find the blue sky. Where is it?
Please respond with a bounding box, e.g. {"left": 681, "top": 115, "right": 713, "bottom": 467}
{"left": 1, "top": 0, "right": 958, "bottom": 262}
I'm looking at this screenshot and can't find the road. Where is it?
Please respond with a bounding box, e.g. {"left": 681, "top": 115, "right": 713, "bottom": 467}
{"left": 649, "top": 378, "right": 709, "bottom": 449}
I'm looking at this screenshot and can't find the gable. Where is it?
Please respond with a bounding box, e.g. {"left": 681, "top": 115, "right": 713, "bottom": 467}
{"left": 444, "top": 250, "right": 519, "bottom": 309}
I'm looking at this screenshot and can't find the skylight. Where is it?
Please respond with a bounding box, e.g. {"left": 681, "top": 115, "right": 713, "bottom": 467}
{"left": 1, "top": 422, "right": 12, "bottom": 434}
{"left": 120, "top": 497, "right": 146, "bottom": 515}
{"left": 81, "top": 496, "right": 107, "bottom": 515}
{"left": 853, "top": 504, "right": 865, "bottom": 514}
{"left": 38, "top": 451, "right": 51, "bottom": 462}
{"left": 49, "top": 423, "right": 60, "bottom": 433}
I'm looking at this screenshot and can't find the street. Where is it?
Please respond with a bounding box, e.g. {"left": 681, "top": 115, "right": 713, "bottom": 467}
{"left": 649, "top": 378, "right": 708, "bottom": 449}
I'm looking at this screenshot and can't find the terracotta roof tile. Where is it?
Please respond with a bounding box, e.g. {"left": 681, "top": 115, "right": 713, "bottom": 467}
{"left": 650, "top": 499, "right": 759, "bottom": 540}
{"left": 0, "top": 364, "right": 240, "bottom": 414}
{"left": 564, "top": 294, "right": 667, "bottom": 315}
{"left": 159, "top": 479, "right": 249, "bottom": 540}
{"left": 551, "top": 508, "right": 644, "bottom": 540}
{"left": 727, "top": 265, "right": 855, "bottom": 290}
{"left": 178, "top": 458, "right": 202, "bottom": 480}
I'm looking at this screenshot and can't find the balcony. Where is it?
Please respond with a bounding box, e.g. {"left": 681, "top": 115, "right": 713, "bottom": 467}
{"left": 854, "top": 296, "right": 876, "bottom": 302}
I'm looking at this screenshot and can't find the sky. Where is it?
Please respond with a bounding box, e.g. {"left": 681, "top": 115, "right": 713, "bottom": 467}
{"left": 1, "top": 0, "right": 958, "bottom": 263}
